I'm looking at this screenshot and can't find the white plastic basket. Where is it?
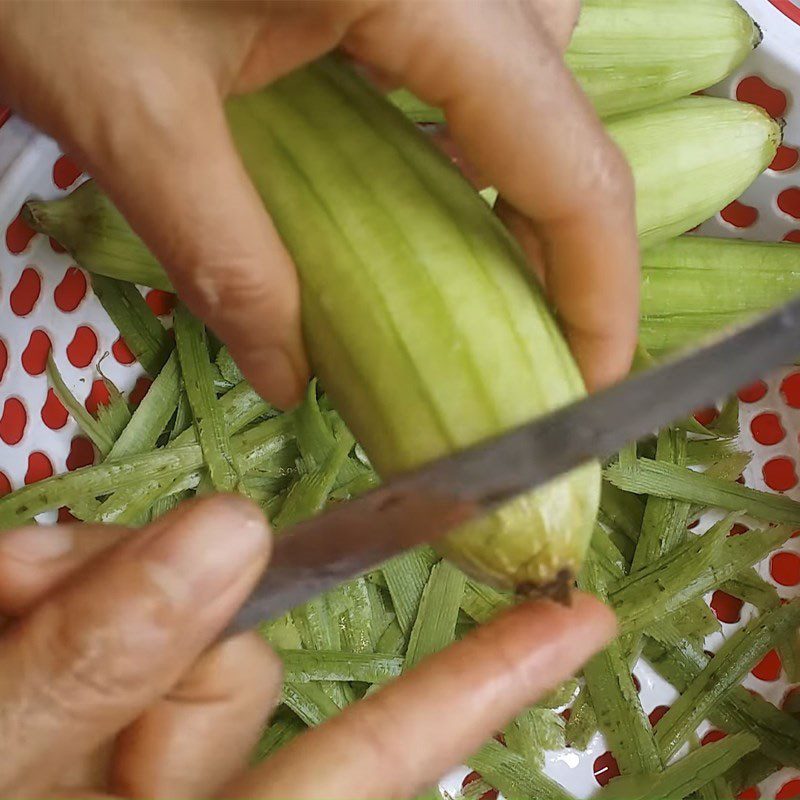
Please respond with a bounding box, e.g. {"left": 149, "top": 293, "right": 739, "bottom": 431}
{"left": 0, "top": 2, "right": 797, "bottom": 797}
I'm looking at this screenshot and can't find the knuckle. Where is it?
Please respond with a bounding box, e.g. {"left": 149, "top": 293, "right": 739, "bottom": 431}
{"left": 29, "top": 582, "right": 174, "bottom": 718}
{"left": 565, "top": 134, "right": 635, "bottom": 220}
{"left": 597, "top": 141, "right": 636, "bottom": 203}
{"left": 180, "top": 258, "right": 298, "bottom": 331}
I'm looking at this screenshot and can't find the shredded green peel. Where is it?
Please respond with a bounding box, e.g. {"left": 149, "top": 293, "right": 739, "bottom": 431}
{"left": 281, "top": 681, "right": 341, "bottom": 726}
{"left": 174, "top": 303, "right": 241, "bottom": 492}
{"left": 505, "top": 707, "right": 566, "bottom": 769}
{"left": 600, "top": 733, "right": 759, "bottom": 800}
{"left": 279, "top": 649, "right": 403, "bottom": 683}
{"left": 644, "top": 637, "right": 800, "bottom": 769}
{"left": 46, "top": 355, "right": 120, "bottom": 456}
{"left": 383, "top": 547, "right": 440, "bottom": 634}
{"left": 106, "top": 350, "right": 182, "bottom": 461}
{"left": 606, "top": 458, "right": 800, "bottom": 523}
{"left": 0, "top": 412, "right": 295, "bottom": 529}
{"left": 254, "top": 708, "right": 305, "bottom": 762}
{"left": 655, "top": 600, "right": 800, "bottom": 759}
{"left": 405, "top": 561, "right": 465, "bottom": 671}
{"left": 610, "top": 522, "right": 792, "bottom": 635}
{"left": 564, "top": 688, "right": 599, "bottom": 751}
{"left": 91, "top": 274, "right": 172, "bottom": 375}
{"left": 467, "top": 740, "right": 573, "bottom": 800}
{"left": 631, "top": 427, "right": 690, "bottom": 569}
{"left": 579, "top": 559, "right": 661, "bottom": 776}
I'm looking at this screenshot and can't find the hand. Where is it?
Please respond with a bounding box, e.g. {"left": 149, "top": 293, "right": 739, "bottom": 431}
{"left": 0, "top": 495, "right": 614, "bottom": 799}
{"left": 0, "top": 0, "right": 638, "bottom": 405}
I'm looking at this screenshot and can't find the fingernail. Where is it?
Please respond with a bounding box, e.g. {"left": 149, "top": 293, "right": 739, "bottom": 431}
{"left": 143, "top": 496, "right": 269, "bottom": 605}
{"left": 255, "top": 346, "right": 307, "bottom": 410}
{"left": 0, "top": 525, "right": 74, "bottom": 562}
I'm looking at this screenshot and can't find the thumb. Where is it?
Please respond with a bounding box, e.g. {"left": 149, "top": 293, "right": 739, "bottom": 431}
{"left": 0, "top": 495, "right": 271, "bottom": 798}
{"left": 83, "top": 78, "right": 308, "bottom": 409}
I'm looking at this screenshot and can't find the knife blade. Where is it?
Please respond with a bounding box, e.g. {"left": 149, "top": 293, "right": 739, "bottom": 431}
{"left": 228, "top": 296, "right": 800, "bottom": 633}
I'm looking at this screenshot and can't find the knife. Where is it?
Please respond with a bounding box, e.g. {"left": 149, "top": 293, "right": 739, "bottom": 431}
{"left": 228, "top": 295, "right": 800, "bottom": 633}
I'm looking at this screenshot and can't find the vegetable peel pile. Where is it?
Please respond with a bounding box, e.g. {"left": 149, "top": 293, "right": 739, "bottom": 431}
{"left": 4, "top": 0, "right": 800, "bottom": 796}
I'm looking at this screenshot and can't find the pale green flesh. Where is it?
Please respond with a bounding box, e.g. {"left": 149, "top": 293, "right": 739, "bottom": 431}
{"left": 569, "top": 0, "right": 758, "bottom": 118}
{"left": 640, "top": 237, "right": 800, "bottom": 355}
{"left": 606, "top": 96, "right": 779, "bottom": 249}
{"left": 227, "top": 58, "right": 597, "bottom": 590}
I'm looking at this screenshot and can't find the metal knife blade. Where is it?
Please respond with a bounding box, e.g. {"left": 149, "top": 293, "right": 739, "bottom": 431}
{"left": 228, "top": 296, "right": 800, "bottom": 633}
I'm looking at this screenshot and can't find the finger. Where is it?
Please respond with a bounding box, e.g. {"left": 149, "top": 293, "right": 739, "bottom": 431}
{"left": 224, "top": 593, "right": 615, "bottom": 799}
{"left": 494, "top": 199, "right": 547, "bottom": 285}
{"left": 77, "top": 80, "right": 309, "bottom": 409}
{"left": 345, "top": 1, "right": 640, "bottom": 390}
{"left": 110, "top": 632, "right": 282, "bottom": 800}
{"left": 0, "top": 495, "right": 271, "bottom": 798}
{"left": 0, "top": 524, "right": 129, "bottom": 616}
{"left": 427, "top": 127, "right": 490, "bottom": 191}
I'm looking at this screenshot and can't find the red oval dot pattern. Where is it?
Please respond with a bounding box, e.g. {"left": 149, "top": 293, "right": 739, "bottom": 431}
{"left": 9, "top": 267, "right": 41, "bottom": 316}
{"left": 21, "top": 329, "right": 51, "bottom": 376}
{"left": 694, "top": 407, "right": 719, "bottom": 427}
{"left": 750, "top": 412, "right": 785, "bottom": 445}
{"left": 54, "top": 267, "right": 87, "bottom": 312}
{"left": 720, "top": 200, "right": 759, "bottom": 228}
{"left": 771, "top": 551, "right": 800, "bottom": 586}
{"left": 701, "top": 730, "right": 727, "bottom": 746}
{"left": 52, "top": 155, "right": 82, "bottom": 190}
{"left": 57, "top": 506, "right": 77, "bottom": 523}
{"left": 112, "top": 336, "right": 135, "bottom": 365}
{"left": 738, "top": 787, "right": 761, "bottom": 800}
{"left": 5, "top": 208, "right": 36, "bottom": 255}
{"left": 462, "top": 772, "right": 482, "bottom": 789}
{"left": 782, "top": 372, "right": 800, "bottom": 407}
{"left": 593, "top": 752, "right": 620, "bottom": 788}
{"left": 145, "top": 289, "right": 176, "bottom": 317}
{"left": 730, "top": 523, "right": 750, "bottom": 537}
{"left": 0, "top": 471, "right": 10, "bottom": 497}
{"left": 777, "top": 779, "right": 800, "bottom": 800}
{"left": 771, "top": 145, "right": 800, "bottom": 172}
{"left": 752, "top": 649, "right": 782, "bottom": 682}
{"left": 786, "top": 230, "right": 800, "bottom": 244}
{"left": 24, "top": 451, "right": 53, "bottom": 484}
{"left": 739, "top": 380, "right": 769, "bottom": 403}
{"left": 66, "top": 436, "right": 95, "bottom": 471}
{"left": 84, "top": 378, "right": 110, "bottom": 416}
{"left": 736, "top": 75, "right": 789, "bottom": 118}
{"left": 0, "top": 339, "right": 7, "bottom": 383}
{"left": 66, "top": 325, "right": 98, "bottom": 368}
{"left": 648, "top": 705, "right": 670, "bottom": 727}
{"left": 711, "top": 590, "right": 744, "bottom": 624}
{"left": 763, "top": 457, "right": 798, "bottom": 492}
{"left": 130, "top": 376, "right": 152, "bottom": 406}
{"left": 0, "top": 397, "right": 26, "bottom": 445}
{"left": 41, "top": 388, "right": 68, "bottom": 430}
{"left": 779, "top": 188, "right": 800, "bottom": 220}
